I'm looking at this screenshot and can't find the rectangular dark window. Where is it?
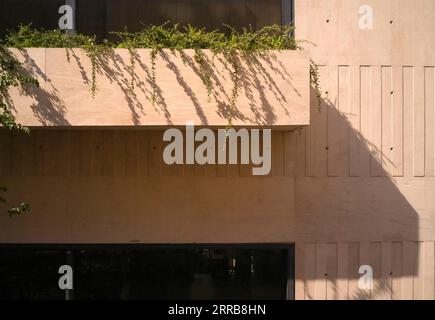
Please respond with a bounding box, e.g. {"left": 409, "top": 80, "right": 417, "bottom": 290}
{"left": 0, "top": 244, "right": 294, "bottom": 300}
{"left": 0, "top": 248, "right": 66, "bottom": 299}
{"left": 0, "top": 0, "right": 293, "bottom": 41}
{"left": 0, "top": 0, "right": 65, "bottom": 39}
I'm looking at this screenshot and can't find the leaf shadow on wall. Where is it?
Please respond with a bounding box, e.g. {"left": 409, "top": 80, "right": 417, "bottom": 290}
{"left": 4, "top": 49, "right": 70, "bottom": 126}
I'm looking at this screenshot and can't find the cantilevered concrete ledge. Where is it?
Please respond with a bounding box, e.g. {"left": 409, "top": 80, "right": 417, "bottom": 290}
{"left": 8, "top": 48, "right": 310, "bottom": 127}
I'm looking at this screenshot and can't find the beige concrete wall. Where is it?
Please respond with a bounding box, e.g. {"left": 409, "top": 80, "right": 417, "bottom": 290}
{"left": 294, "top": 0, "right": 435, "bottom": 299}
{"left": 0, "top": 129, "right": 296, "bottom": 243}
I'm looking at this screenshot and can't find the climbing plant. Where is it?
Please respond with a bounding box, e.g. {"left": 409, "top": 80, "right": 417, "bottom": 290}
{"left": 2, "top": 23, "right": 321, "bottom": 112}
{"left": 0, "top": 46, "right": 38, "bottom": 217}
{"left": 310, "top": 59, "right": 322, "bottom": 110}
{"left": 2, "top": 25, "right": 112, "bottom": 97}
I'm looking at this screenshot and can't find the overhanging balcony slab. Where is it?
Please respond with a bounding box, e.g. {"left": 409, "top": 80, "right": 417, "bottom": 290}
{"left": 8, "top": 48, "right": 310, "bottom": 128}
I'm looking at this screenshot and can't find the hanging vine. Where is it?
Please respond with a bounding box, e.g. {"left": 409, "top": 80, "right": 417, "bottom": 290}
{"left": 226, "top": 50, "right": 241, "bottom": 129}
{"left": 150, "top": 48, "right": 158, "bottom": 105}
{"left": 0, "top": 47, "right": 38, "bottom": 216}
{"left": 82, "top": 39, "right": 112, "bottom": 98}
{"left": 194, "top": 48, "right": 213, "bottom": 102}
{"left": 127, "top": 46, "right": 136, "bottom": 91}
{"left": 310, "top": 59, "right": 322, "bottom": 110}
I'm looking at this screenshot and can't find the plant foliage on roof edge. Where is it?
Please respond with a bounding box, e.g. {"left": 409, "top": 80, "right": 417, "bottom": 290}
{"left": 1, "top": 23, "right": 321, "bottom": 125}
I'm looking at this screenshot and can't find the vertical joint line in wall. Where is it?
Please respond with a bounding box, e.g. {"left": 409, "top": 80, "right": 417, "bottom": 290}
{"left": 325, "top": 67, "right": 330, "bottom": 176}
{"left": 401, "top": 67, "right": 405, "bottom": 177}
{"left": 433, "top": 68, "right": 435, "bottom": 174}
{"left": 390, "top": 67, "right": 394, "bottom": 170}
{"left": 381, "top": 66, "right": 386, "bottom": 171}
{"left": 346, "top": 243, "right": 350, "bottom": 299}
{"left": 313, "top": 243, "right": 317, "bottom": 300}
{"left": 359, "top": 66, "right": 363, "bottom": 175}
{"left": 338, "top": 66, "right": 341, "bottom": 173}
{"left": 335, "top": 243, "right": 339, "bottom": 300}
{"left": 422, "top": 67, "right": 427, "bottom": 175}
{"left": 392, "top": 68, "right": 395, "bottom": 168}
{"left": 380, "top": 67, "right": 384, "bottom": 173}
{"left": 369, "top": 66, "right": 373, "bottom": 174}
{"left": 412, "top": 67, "right": 416, "bottom": 175}
{"left": 423, "top": 66, "right": 428, "bottom": 176}
{"left": 304, "top": 125, "right": 307, "bottom": 177}
{"left": 347, "top": 66, "right": 351, "bottom": 177}
{"left": 431, "top": 67, "right": 435, "bottom": 174}
{"left": 282, "top": 132, "right": 285, "bottom": 176}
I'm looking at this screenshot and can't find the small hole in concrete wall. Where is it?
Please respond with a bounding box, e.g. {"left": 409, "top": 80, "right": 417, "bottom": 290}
{"left": 390, "top": 91, "right": 394, "bottom": 95}
{"left": 390, "top": 20, "right": 393, "bottom": 24}
{"left": 390, "top": 147, "right": 394, "bottom": 151}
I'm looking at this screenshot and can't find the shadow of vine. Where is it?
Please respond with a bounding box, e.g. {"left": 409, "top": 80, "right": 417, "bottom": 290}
{"left": 5, "top": 49, "right": 70, "bottom": 126}
{"left": 9, "top": 48, "right": 303, "bottom": 127}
